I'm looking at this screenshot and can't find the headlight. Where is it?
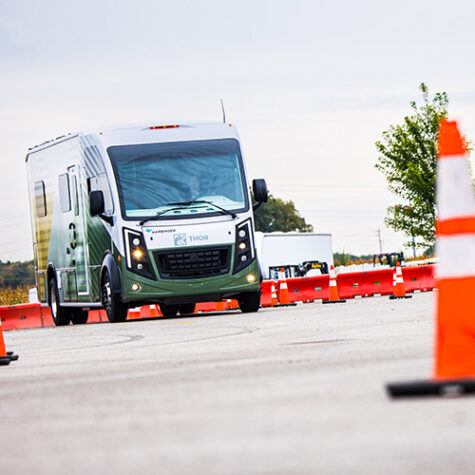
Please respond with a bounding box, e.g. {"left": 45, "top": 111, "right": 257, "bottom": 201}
{"left": 124, "top": 228, "right": 156, "bottom": 280}
{"left": 233, "top": 219, "right": 256, "bottom": 274}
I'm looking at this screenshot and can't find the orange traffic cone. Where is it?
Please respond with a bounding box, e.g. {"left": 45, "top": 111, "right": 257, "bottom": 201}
{"left": 277, "top": 267, "right": 295, "bottom": 306}
{"left": 323, "top": 265, "right": 346, "bottom": 304}
{"left": 0, "top": 319, "right": 18, "bottom": 366}
{"left": 387, "top": 119, "right": 475, "bottom": 397}
{"left": 271, "top": 281, "right": 278, "bottom": 307}
{"left": 149, "top": 305, "right": 159, "bottom": 317}
{"left": 389, "top": 261, "right": 412, "bottom": 299}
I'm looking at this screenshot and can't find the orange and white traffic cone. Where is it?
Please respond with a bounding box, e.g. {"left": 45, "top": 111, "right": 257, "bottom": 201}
{"left": 387, "top": 119, "right": 475, "bottom": 397}
{"left": 271, "top": 281, "right": 279, "bottom": 307}
{"left": 389, "top": 261, "right": 412, "bottom": 299}
{"left": 0, "top": 319, "right": 18, "bottom": 366}
{"left": 277, "top": 267, "right": 294, "bottom": 306}
{"left": 323, "top": 265, "right": 346, "bottom": 304}
{"left": 149, "top": 305, "right": 159, "bottom": 317}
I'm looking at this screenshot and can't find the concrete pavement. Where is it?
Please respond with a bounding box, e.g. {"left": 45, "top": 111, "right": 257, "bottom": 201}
{"left": 2, "top": 292, "right": 475, "bottom": 474}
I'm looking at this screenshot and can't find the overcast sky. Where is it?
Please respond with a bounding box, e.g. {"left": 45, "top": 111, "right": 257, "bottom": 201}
{"left": 2, "top": 0, "right": 475, "bottom": 261}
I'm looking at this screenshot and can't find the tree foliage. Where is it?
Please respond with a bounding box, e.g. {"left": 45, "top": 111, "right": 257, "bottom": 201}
{"left": 254, "top": 194, "right": 313, "bottom": 233}
{"left": 375, "top": 83, "right": 448, "bottom": 249}
{"left": 0, "top": 260, "right": 34, "bottom": 289}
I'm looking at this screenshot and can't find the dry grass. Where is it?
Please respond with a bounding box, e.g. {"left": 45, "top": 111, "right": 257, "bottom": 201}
{"left": 0, "top": 287, "right": 29, "bottom": 306}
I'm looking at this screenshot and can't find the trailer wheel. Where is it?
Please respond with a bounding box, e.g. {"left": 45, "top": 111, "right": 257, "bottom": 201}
{"left": 178, "top": 303, "right": 196, "bottom": 315}
{"left": 71, "top": 308, "right": 89, "bottom": 325}
{"left": 159, "top": 304, "right": 179, "bottom": 317}
{"left": 48, "top": 277, "right": 71, "bottom": 326}
{"left": 238, "top": 291, "right": 261, "bottom": 313}
{"left": 101, "top": 270, "right": 127, "bottom": 323}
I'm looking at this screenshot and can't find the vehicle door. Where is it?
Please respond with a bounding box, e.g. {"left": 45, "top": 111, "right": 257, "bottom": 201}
{"left": 66, "top": 164, "right": 89, "bottom": 298}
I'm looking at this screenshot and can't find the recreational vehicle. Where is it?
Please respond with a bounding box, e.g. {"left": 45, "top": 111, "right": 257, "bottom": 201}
{"left": 26, "top": 122, "right": 268, "bottom": 325}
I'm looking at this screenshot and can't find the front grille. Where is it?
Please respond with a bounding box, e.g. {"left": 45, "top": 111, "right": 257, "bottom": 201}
{"left": 154, "top": 246, "right": 231, "bottom": 279}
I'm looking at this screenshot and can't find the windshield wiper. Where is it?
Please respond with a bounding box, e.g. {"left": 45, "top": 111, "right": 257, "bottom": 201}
{"left": 167, "top": 200, "right": 237, "bottom": 219}
{"left": 139, "top": 200, "right": 236, "bottom": 226}
{"left": 139, "top": 206, "right": 197, "bottom": 225}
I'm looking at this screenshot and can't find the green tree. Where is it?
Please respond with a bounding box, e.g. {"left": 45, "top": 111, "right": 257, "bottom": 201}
{"left": 254, "top": 194, "right": 313, "bottom": 232}
{"left": 375, "top": 83, "right": 449, "bottom": 249}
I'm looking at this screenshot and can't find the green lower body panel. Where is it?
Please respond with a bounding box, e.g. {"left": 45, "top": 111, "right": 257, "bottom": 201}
{"left": 120, "top": 260, "right": 260, "bottom": 305}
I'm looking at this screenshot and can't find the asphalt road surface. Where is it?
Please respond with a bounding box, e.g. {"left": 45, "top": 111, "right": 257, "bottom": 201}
{"left": 2, "top": 292, "right": 475, "bottom": 474}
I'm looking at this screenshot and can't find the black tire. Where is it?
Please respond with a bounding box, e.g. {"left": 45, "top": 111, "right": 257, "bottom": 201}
{"left": 178, "top": 303, "right": 196, "bottom": 315}
{"left": 159, "top": 303, "right": 180, "bottom": 317}
{"left": 238, "top": 291, "right": 261, "bottom": 313}
{"left": 71, "top": 308, "right": 89, "bottom": 325}
{"left": 48, "top": 277, "right": 71, "bottom": 326}
{"left": 101, "top": 269, "right": 128, "bottom": 323}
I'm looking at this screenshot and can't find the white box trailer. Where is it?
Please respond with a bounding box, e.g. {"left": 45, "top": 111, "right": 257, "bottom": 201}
{"left": 255, "top": 232, "right": 334, "bottom": 279}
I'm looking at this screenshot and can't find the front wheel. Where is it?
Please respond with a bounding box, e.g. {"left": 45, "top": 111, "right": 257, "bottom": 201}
{"left": 101, "top": 270, "right": 128, "bottom": 323}
{"left": 49, "top": 277, "right": 71, "bottom": 326}
{"left": 238, "top": 291, "right": 261, "bottom": 313}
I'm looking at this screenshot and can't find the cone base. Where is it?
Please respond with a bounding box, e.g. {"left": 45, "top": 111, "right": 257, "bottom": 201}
{"left": 389, "top": 295, "right": 412, "bottom": 300}
{"left": 7, "top": 351, "right": 19, "bottom": 361}
{"left": 387, "top": 378, "right": 475, "bottom": 398}
{"left": 0, "top": 356, "right": 11, "bottom": 366}
{"left": 322, "top": 299, "right": 347, "bottom": 304}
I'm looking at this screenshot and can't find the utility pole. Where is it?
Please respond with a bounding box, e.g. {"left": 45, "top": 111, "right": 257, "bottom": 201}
{"left": 377, "top": 228, "right": 383, "bottom": 255}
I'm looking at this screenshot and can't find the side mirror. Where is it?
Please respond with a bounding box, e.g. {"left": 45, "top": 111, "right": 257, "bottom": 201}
{"left": 252, "top": 178, "right": 268, "bottom": 211}
{"left": 89, "top": 190, "right": 113, "bottom": 225}
{"left": 253, "top": 179, "right": 268, "bottom": 203}
{"left": 89, "top": 190, "right": 105, "bottom": 216}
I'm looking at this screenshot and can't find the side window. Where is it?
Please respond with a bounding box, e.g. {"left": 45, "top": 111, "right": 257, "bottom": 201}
{"left": 89, "top": 173, "right": 113, "bottom": 214}
{"left": 34, "top": 181, "right": 47, "bottom": 218}
{"left": 58, "top": 174, "right": 71, "bottom": 213}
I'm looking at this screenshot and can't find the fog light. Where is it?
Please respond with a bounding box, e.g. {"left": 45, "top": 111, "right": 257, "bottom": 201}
{"left": 131, "top": 283, "right": 141, "bottom": 291}
{"left": 133, "top": 249, "right": 143, "bottom": 259}
{"left": 246, "top": 273, "right": 256, "bottom": 283}
{"left": 238, "top": 242, "right": 247, "bottom": 250}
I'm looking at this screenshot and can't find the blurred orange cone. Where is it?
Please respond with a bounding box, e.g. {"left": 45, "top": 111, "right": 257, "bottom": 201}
{"left": 387, "top": 119, "right": 475, "bottom": 397}
{"left": 323, "top": 265, "right": 346, "bottom": 304}
{"left": 389, "top": 261, "right": 412, "bottom": 299}
{"left": 0, "top": 319, "right": 18, "bottom": 366}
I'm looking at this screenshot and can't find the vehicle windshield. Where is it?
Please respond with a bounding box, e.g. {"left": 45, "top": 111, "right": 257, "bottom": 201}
{"left": 108, "top": 139, "right": 248, "bottom": 220}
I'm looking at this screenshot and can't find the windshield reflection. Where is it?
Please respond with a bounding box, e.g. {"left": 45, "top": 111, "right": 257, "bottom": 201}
{"left": 108, "top": 139, "right": 248, "bottom": 219}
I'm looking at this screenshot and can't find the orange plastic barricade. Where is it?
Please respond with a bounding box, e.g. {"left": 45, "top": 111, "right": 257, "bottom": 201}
{"left": 0, "top": 303, "right": 54, "bottom": 330}
{"left": 226, "top": 299, "right": 239, "bottom": 310}
{"left": 196, "top": 302, "right": 219, "bottom": 313}
{"left": 88, "top": 309, "right": 108, "bottom": 323}
{"left": 336, "top": 269, "right": 394, "bottom": 299}
{"left": 286, "top": 275, "right": 329, "bottom": 303}
{"left": 401, "top": 265, "right": 435, "bottom": 293}
{"left": 260, "top": 280, "right": 274, "bottom": 307}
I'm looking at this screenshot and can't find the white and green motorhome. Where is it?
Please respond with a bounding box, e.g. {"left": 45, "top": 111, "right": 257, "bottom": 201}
{"left": 26, "top": 122, "right": 268, "bottom": 325}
